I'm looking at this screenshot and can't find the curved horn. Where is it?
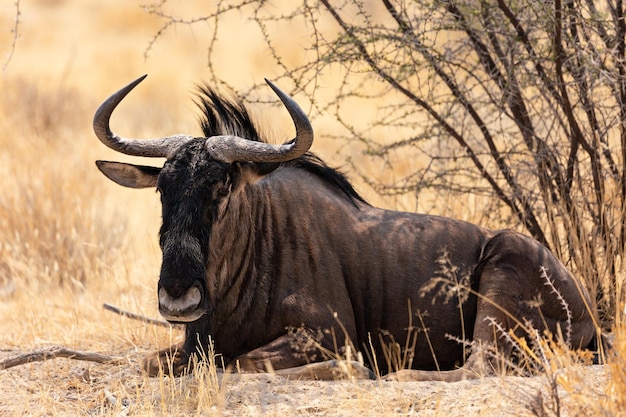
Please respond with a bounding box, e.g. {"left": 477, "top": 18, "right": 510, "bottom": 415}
{"left": 93, "top": 75, "right": 194, "bottom": 158}
{"left": 205, "top": 79, "right": 314, "bottom": 163}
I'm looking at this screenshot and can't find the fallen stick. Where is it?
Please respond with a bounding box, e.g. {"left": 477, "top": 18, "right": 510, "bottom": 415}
{"left": 0, "top": 346, "right": 125, "bottom": 370}
{"left": 1, "top": 305, "right": 183, "bottom": 371}
{"left": 103, "top": 303, "right": 183, "bottom": 329}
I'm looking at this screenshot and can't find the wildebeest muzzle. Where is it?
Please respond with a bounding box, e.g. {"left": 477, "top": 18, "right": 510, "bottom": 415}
{"left": 157, "top": 240, "right": 209, "bottom": 323}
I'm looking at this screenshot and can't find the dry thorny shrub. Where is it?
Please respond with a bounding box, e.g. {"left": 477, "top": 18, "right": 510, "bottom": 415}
{"left": 416, "top": 255, "right": 616, "bottom": 415}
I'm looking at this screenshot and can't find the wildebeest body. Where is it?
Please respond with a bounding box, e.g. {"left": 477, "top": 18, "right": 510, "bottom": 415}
{"left": 93, "top": 76, "right": 597, "bottom": 381}
{"left": 196, "top": 167, "right": 484, "bottom": 372}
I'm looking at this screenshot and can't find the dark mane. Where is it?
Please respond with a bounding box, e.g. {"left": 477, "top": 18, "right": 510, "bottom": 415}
{"left": 195, "top": 85, "right": 367, "bottom": 206}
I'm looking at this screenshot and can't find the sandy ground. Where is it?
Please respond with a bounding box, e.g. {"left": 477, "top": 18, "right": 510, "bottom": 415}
{"left": 214, "top": 366, "right": 610, "bottom": 416}
{"left": 0, "top": 348, "right": 610, "bottom": 416}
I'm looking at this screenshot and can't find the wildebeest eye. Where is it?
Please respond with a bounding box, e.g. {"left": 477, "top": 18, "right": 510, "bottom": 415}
{"left": 216, "top": 186, "right": 229, "bottom": 198}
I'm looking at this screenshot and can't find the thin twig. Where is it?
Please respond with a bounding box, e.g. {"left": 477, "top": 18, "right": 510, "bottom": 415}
{"left": 103, "top": 303, "right": 183, "bottom": 329}
{"left": 0, "top": 346, "right": 124, "bottom": 370}
{"left": 3, "top": 0, "right": 21, "bottom": 71}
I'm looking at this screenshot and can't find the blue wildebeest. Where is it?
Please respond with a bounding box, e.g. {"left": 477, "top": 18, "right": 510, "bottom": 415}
{"left": 94, "top": 75, "right": 598, "bottom": 381}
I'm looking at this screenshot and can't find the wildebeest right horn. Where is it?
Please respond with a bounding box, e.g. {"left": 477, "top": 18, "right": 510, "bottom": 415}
{"left": 93, "top": 74, "right": 195, "bottom": 158}
{"left": 204, "top": 79, "right": 314, "bottom": 163}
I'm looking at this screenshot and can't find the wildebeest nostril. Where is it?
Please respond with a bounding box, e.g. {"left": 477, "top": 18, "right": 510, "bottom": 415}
{"left": 158, "top": 286, "right": 203, "bottom": 322}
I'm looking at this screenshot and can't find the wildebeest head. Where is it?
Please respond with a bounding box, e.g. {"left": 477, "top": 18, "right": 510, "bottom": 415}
{"left": 93, "top": 75, "right": 313, "bottom": 323}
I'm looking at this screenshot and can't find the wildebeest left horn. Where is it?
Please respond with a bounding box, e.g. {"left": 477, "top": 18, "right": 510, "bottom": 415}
{"left": 93, "top": 74, "right": 194, "bottom": 158}
{"left": 204, "top": 79, "right": 314, "bottom": 163}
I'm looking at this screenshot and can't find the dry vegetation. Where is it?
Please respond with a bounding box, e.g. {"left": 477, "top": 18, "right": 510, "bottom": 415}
{"left": 0, "top": 0, "right": 624, "bottom": 415}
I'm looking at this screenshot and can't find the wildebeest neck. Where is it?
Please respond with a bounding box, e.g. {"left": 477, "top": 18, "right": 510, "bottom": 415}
{"left": 200, "top": 166, "right": 365, "bottom": 353}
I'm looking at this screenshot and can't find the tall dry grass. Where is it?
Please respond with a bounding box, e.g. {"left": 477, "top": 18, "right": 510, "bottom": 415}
{"left": 0, "top": 81, "right": 125, "bottom": 291}
{"left": 0, "top": 79, "right": 153, "bottom": 350}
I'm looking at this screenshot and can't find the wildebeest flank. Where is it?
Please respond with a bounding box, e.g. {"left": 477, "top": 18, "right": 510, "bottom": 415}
{"left": 93, "top": 75, "right": 598, "bottom": 381}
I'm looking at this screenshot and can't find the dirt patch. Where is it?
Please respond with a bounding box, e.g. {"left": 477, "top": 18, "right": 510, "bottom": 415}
{"left": 0, "top": 350, "right": 609, "bottom": 416}
{"left": 214, "top": 365, "right": 609, "bottom": 416}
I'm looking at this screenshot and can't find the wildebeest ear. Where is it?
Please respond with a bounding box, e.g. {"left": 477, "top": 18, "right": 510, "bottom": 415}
{"left": 95, "top": 160, "right": 161, "bottom": 189}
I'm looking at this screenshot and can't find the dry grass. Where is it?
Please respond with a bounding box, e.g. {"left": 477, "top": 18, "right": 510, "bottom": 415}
{"left": 0, "top": 0, "right": 623, "bottom": 415}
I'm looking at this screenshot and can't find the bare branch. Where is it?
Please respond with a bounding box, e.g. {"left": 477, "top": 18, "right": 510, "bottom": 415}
{"left": 0, "top": 346, "right": 125, "bottom": 371}
{"left": 319, "top": 0, "right": 508, "bottom": 203}
{"left": 103, "top": 303, "right": 183, "bottom": 329}
{"left": 142, "top": 0, "right": 258, "bottom": 61}
{"left": 3, "top": 0, "right": 21, "bottom": 71}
